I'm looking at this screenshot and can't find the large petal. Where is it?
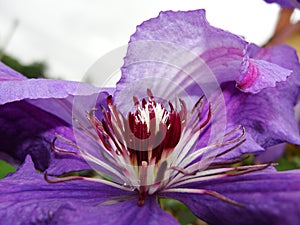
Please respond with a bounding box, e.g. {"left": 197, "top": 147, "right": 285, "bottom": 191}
{"left": 0, "top": 68, "right": 100, "bottom": 107}
{"left": 226, "top": 44, "right": 300, "bottom": 148}
{"left": 116, "top": 10, "right": 293, "bottom": 107}
{"left": 197, "top": 44, "right": 300, "bottom": 160}
{"left": 115, "top": 10, "right": 247, "bottom": 111}
{"left": 0, "top": 61, "right": 106, "bottom": 124}
{"left": 0, "top": 100, "right": 92, "bottom": 173}
{"left": 164, "top": 169, "right": 300, "bottom": 225}
{"left": 0, "top": 62, "right": 26, "bottom": 81}
{"left": 219, "top": 80, "right": 299, "bottom": 150}
{"left": 115, "top": 10, "right": 300, "bottom": 161}
{"left": 0, "top": 156, "right": 179, "bottom": 225}
{"left": 52, "top": 195, "right": 179, "bottom": 225}
{"left": 0, "top": 62, "right": 109, "bottom": 172}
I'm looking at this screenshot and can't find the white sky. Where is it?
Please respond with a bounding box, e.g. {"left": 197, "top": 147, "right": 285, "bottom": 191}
{"left": 0, "top": 0, "right": 281, "bottom": 81}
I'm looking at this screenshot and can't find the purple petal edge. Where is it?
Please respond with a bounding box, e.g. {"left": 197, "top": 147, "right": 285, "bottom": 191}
{"left": 165, "top": 169, "right": 300, "bottom": 225}
{"left": 0, "top": 156, "right": 179, "bottom": 225}
{"left": 264, "top": 0, "right": 300, "bottom": 9}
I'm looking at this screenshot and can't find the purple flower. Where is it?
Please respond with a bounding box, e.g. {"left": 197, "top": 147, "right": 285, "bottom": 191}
{"left": 1, "top": 10, "right": 300, "bottom": 225}
{"left": 264, "top": 0, "right": 300, "bottom": 9}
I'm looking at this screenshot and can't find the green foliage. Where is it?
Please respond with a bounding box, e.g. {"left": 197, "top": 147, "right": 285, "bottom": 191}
{"left": 1, "top": 53, "right": 47, "bottom": 78}
{"left": 160, "top": 198, "right": 200, "bottom": 225}
{"left": 0, "top": 160, "right": 16, "bottom": 179}
{"left": 276, "top": 144, "right": 300, "bottom": 171}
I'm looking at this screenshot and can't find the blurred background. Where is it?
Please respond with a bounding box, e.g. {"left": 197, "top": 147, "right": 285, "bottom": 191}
{"left": 0, "top": 1, "right": 300, "bottom": 225}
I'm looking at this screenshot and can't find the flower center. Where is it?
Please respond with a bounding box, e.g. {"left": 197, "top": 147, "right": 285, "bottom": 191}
{"left": 47, "top": 89, "right": 269, "bottom": 207}
{"left": 110, "top": 90, "right": 183, "bottom": 166}
{"left": 86, "top": 89, "right": 188, "bottom": 205}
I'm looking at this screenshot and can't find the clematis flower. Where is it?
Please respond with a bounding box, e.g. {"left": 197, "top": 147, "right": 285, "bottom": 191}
{"left": 1, "top": 10, "right": 300, "bottom": 225}
{"left": 263, "top": 0, "right": 300, "bottom": 9}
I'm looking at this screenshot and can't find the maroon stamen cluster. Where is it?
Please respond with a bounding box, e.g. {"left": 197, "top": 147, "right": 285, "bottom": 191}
{"left": 46, "top": 90, "right": 272, "bottom": 208}
{"left": 89, "top": 89, "right": 186, "bottom": 167}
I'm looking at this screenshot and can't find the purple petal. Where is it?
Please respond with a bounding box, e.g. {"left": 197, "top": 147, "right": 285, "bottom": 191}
{"left": 52, "top": 196, "right": 179, "bottom": 225}
{"left": 46, "top": 126, "right": 93, "bottom": 175}
{"left": 0, "top": 62, "right": 26, "bottom": 81}
{"left": 0, "top": 78, "right": 100, "bottom": 106}
{"left": 164, "top": 169, "right": 300, "bottom": 225}
{"left": 0, "top": 156, "right": 179, "bottom": 225}
{"left": 116, "top": 10, "right": 294, "bottom": 107}
{"left": 213, "top": 44, "right": 300, "bottom": 159}
{"left": 0, "top": 62, "right": 116, "bottom": 173}
{"left": 116, "top": 10, "right": 247, "bottom": 110}
{"left": 115, "top": 10, "right": 300, "bottom": 161}
{"left": 255, "top": 143, "right": 286, "bottom": 163}
{"left": 246, "top": 44, "right": 300, "bottom": 85}
{"left": 264, "top": 0, "right": 300, "bottom": 9}
{"left": 0, "top": 101, "right": 60, "bottom": 169}
{"left": 227, "top": 45, "right": 300, "bottom": 147}
{"left": 0, "top": 63, "right": 112, "bottom": 172}
{"left": 197, "top": 68, "right": 299, "bottom": 160}
{"left": 224, "top": 81, "right": 300, "bottom": 147}
{"left": 0, "top": 61, "right": 107, "bottom": 125}
{"left": 0, "top": 100, "right": 91, "bottom": 173}
{"left": 237, "top": 52, "right": 292, "bottom": 94}
{"left": 26, "top": 88, "right": 114, "bottom": 124}
{"left": 0, "top": 61, "right": 113, "bottom": 107}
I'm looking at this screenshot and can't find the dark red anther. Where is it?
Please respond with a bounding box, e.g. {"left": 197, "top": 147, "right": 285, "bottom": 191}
{"left": 147, "top": 88, "right": 154, "bottom": 101}
{"left": 133, "top": 96, "right": 139, "bottom": 106}
{"left": 193, "top": 103, "right": 212, "bottom": 133}
{"left": 142, "top": 99, "right": 147, "bottom": 108}
{"left": 169, "top": 101, "right": 174, "bottom": 112}
{"left": 90, "top": 90, "right": 185, "bottom": 168}
{"left": 106, "top": 95, "right": 113, "bottom": 105}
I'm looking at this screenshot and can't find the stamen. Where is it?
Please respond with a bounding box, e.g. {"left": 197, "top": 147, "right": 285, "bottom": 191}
{"left": 215, "top": 139, "right": 246, "bottom": 158}
{"left": 147, "top": 88, "right": 154, "bottom": 101}
{"left": 226, "top": 163, "right": 272, "bottom": 176}
{"left": 192, "top": 103, "right": 213, "bottom": 133}
{"left": 100, "top": 196, "right": 136, "bottom": 205}
{"left": 175, "top": 125, "right": 246, "bottom": 171}
{"left": 187, "top": 96, "right": 206, "bottom": 128}
{"left": 44, "top": 172, "right": 133, "bottom": 191}
{"left": 166, "top": 164, "right": 271, "bottom": 188}
{"left": 44, "top": 172, "right": 84, "bottom": 183}
{"left": 133, "top": 96, "right": 139, "bottom": 105}
{"left": 73, "top": 118, "right": 99, "bottom": 141}
{"left": 215, "top": 125, "right": 246, "bottom": 146}
{"left": 178, "top": 98, "right": 187, "bottom": 127}
{"left": 191, "top": 95, "right": 205, "bottom": 115}
{"left": 47, "top": 90, "right": 270, "bottom": 209}
{"left": 54, "top": 134, "right": 128, "bottom": 182}
{"left": 51, "top": 137, "right": 80, "bottom": 156}
{"left": 182, "top": 138, "right": 247, "bottom": 174}
{"left": 207, "top": 155, "right": 250, "bottom": 168}
{"left": 163, "top": 188, "right": 243, "bottom": 207}
{"left": 106, "top": 95, "right": 113, "bottom": 105}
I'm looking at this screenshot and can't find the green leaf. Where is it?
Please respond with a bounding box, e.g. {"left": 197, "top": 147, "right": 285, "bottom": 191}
{"left": 0, "top": 160, "right": 16, "bottom": 178}
{"left": 276, "top": 144, "right": 300, "bottom": 171}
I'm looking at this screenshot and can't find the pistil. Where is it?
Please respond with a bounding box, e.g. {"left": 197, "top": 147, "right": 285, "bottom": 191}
{"left": 138, "top": 161, "right": 148, "bottom": 206}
